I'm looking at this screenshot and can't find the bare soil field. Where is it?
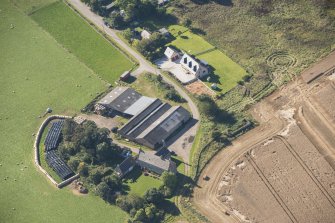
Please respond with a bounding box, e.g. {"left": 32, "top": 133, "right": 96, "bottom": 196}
{"left": 301, "top": 51, "right": 335, "bottom": 83}
{"left": 193, "top": 55, "right": 335, "bottom": 222}
{"left": 185, "top": 80, "right": 215, "bottom": 96}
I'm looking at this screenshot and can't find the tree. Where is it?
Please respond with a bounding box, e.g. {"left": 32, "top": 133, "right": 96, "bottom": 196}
{"left": 133, "top": 208, "right": 146, "bottom": 222}
{"left": 77, "top": 162, "right": 88, "bottom": 177}
{"left": 144, "top": 188, "right": 164, "bottom": 204}
{"left": 103, "top": 174, "right": 121, "bottom": 190}
{"left": 122, "top": 28, "right": 133, "bottom": 42}
{"left": 161, "top": 171, "right": 177, "bottom": 190}
{"left": 67, "top": 156, "right": 81, "bottom": 171}
{"left": 94, "top": 182, "right": 110, "bottom": 199}
{"left": 96, "top": 142, "right": 111, "bottom": 162}
{"left": 88, "top": 167, "right": 104, "bottom": 185}
{"left": 182, "top": 18, "right": 192, "bottom": 28}
{"left": 104, "top": 12, "right": 125, "bottom": 29}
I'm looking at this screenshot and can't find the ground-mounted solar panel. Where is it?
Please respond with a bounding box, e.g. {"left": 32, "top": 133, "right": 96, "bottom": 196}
{"left": 45, "top": 150, "right": 74, "bottom": 180}
{"left": 44, "top": 120, "right": 64, "bottom": 151}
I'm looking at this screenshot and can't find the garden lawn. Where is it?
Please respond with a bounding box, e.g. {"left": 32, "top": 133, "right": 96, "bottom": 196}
{"left": 124, "top": 167, "right": 162, "bottom": 196}
{"left": 198, "top": 50, "right": 246, "bottom": 93}
{"left": 169, "top": 26, "right": 214, "bottom": 55}
{"left": 31, "top": 1, "right": 133, "bottom": 84}
{"left": 0, "top": 1, "right": 127, "bottom": 222}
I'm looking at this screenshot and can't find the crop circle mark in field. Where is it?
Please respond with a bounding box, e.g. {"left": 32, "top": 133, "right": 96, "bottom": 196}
{"left": 266, "top": 52, "right": 297, "bottom": 69}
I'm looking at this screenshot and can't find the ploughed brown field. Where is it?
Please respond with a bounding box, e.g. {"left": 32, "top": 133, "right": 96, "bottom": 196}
{"left": 193, "top": 58, "right": 335, "bottom": 223}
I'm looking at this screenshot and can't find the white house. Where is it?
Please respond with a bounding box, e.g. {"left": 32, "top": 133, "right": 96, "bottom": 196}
{"left": 141, "top": 30, "right": 151, "bottom": 40}
{"left": 164, "top": 47, "right": 179, "bottom": 61}
{"left": 180, "top": 53, "right": 209, "bottom": 78}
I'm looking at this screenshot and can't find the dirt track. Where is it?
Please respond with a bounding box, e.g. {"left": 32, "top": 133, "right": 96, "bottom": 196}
{"left": 193, "top": 59, "right": 335, "bottom": 222}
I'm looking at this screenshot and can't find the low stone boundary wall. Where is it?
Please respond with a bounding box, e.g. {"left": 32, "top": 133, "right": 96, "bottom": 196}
{"left": 34, "top": 115, "right": 79, "bottom": 188}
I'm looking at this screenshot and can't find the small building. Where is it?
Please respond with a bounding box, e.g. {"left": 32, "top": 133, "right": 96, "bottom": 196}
{"left": 95, "top": 87, "right": 142, "bottom": 116}
{"left": 158, "top": 0, "right": 169, "bottom": 6}
{"left": 120, "top": 71, "right": 131, "bottom": 81}
{"left": 159, "top": 28, "right": 170, "bottom": 37}
{"left": 115, "top": 156, "right": 136, "bottom": 178}
{"left": 141, "top": 30, "right": 151, "bottom": 40}
{"left": 105, "top": 1, "right": 117, "bottom": 11}
{"left": 164, "top": 47, "right": 179, "bottom": 61}
{"left": 137, "top": 150, "right": 176, "bottom": 175}
{"left": 180, "top": 53, "right": 209, "bottom": 79}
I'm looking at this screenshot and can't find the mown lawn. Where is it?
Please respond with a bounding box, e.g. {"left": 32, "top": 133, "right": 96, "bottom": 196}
{"left": 31, "top": 1, "right": 133, "bottom": 84}
{"left": 168, "top": 25, "right": 246, "bottom": 93}
{"left": 198, "top": 50, "right": 246, "bottom": 93}
{"left": 169, "top": 26, "right": 214, "bottom": 55}
{"left": 0, "top": 1, "right": 127, "bottom": 222}
{"left": 124, "top": 167, "right": 162, "bottom": 196}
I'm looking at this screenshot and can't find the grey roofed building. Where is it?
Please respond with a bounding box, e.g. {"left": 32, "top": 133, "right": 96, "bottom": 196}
{"left": 159, "top": 28, "right": 170, "bottom": 36}
{"left": 136, "top": 106, "right": 191, "bottom": 148}
{"left": 115, "top": 156, "right": 136, "bottom": 178}
{"left": 119, "top": 100, "right": 191, "bottom": 149}
{"left": 123, "top": 96, "right": 156, "bottom": 116}
{"left": 141, "top": 30, "right": 151, "bottom": 40}
{"left": 97, "top": 87, "right": 142, "bottom": 115}
{"left": 137, "top": 150, "right": 176, "bottom": 175}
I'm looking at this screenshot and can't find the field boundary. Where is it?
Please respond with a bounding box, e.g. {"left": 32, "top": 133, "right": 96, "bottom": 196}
{"left": 34, "top": 115, "right": 79, "bottom": 188}
{"left": 63, "top": 0, "right": 139, "bottom": 68}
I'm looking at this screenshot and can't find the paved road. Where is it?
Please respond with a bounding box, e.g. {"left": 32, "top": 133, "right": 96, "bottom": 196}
{"left": 67, "top": 0, "right": 200, "bottom": 167}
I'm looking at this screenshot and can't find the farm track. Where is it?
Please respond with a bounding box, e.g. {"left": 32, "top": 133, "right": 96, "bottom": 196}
{"left": 194, "top": 53, "right": 335, "bottom": 222}
{"left": 244, "top": 152, "right": 298, "bottom": 223}
{"left": 193, "top": 113, "right": 285, "bottom": 223}
{"left": 275, "top": 135, "right": 335, "bottom": 209}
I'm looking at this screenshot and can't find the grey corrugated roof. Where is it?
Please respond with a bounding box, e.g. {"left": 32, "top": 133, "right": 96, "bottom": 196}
{"left": 136, "top": 106, "right": 188, "bottom": 139}
{"left": 124, "top": 96, "right": 156, "bottom": 116}
{"left": 98, "top": 87, "right": 142, "bottom": 113}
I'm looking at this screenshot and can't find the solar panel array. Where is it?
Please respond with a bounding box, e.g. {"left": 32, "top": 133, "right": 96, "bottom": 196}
{"left": 44, "top": 120, "right": 64, "bottom": 151}
{"left": 46, "top": 151, "right": 74, "bottom": 180}
{"left": 43, "top": 120, "right": 74, "bottom": 181}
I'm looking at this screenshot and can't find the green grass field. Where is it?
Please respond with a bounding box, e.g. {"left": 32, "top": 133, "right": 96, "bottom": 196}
{"left": 0, "top": 1, "right": 127, "bottom": 222}
{"left": 168, "top": 25, "right": 246, "bottom": 93}
{"left": 31, "top": 1, "right": 133, "bottom": 84}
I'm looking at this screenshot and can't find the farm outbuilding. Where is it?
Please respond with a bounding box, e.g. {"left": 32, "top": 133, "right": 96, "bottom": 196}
{"left": 136, "top": 150, "right": 176, "bottom": 175}
{"left": 118, "top": 99, "right": 191, "bottom": 149}
{"left": 96, "top": 87, "right": 142, "bottom": 116}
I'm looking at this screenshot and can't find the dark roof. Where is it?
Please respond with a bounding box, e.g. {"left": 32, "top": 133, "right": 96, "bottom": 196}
{"left": 115, "top": 156, "right": 136, "bottom": 177}
{"left": 98, "top": 87, "right": 142, "bottom": 113}
{"left": 136, "top": 106, "right": 191, "bottom": 146}
{"left": 44, "top": 120, "right": 64, "bottom": 151}
{"left": 155, "top": 147, "right": 171, "bottom": 159}
{"left": 137, "top": 151, "right": 176, "bottom": 175}
{"left": 45, "top": 151, "right": 74, "bottom": 180}
{"left": 118, "top": 99, "right": 164, "bottom": 136}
